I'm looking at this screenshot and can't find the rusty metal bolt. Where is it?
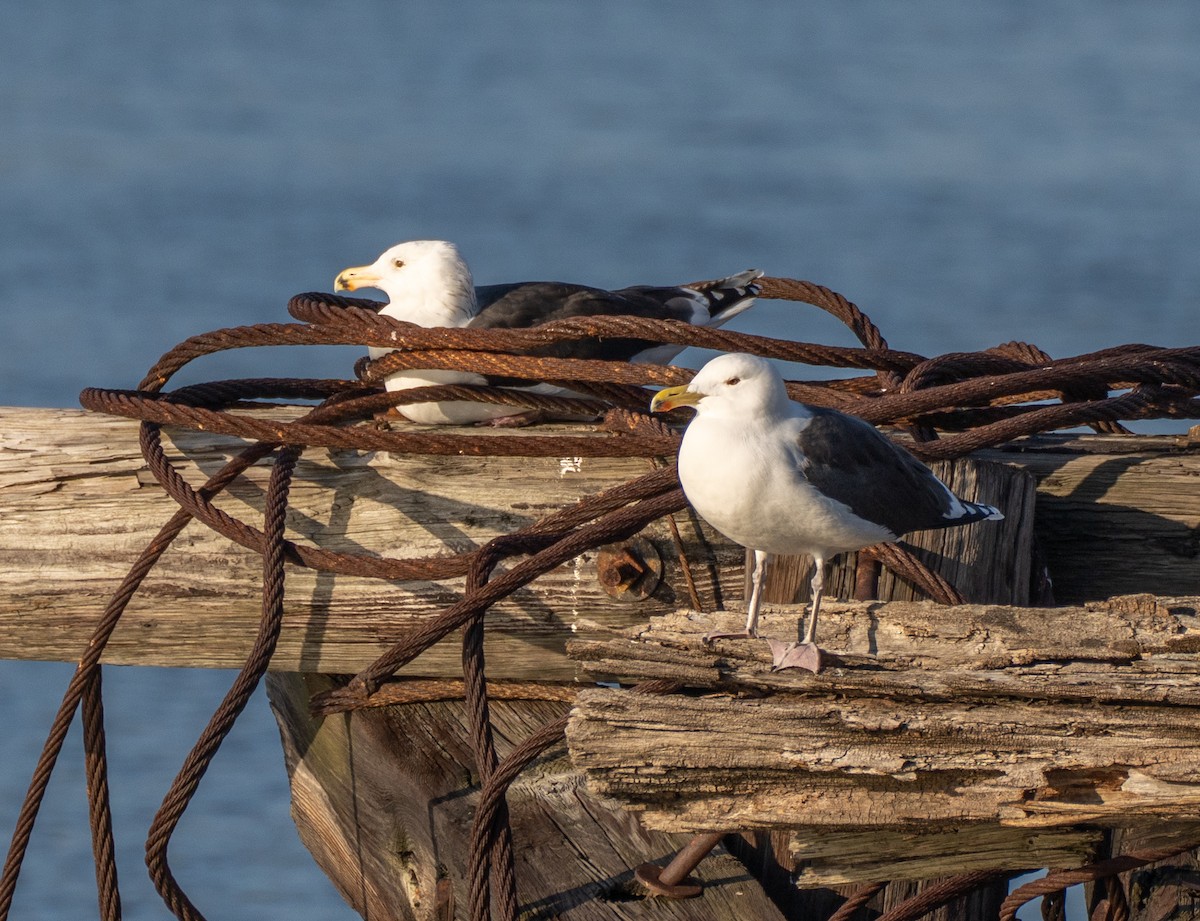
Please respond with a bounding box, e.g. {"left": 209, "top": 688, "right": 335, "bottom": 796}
{"left": 635, "top": 832, "right": 727, "bottom": 898}
{"left": 598, "top": 548, "right": 645, "bottom": 588}
{"left": 595, "top": 539, "right": 663, "bottom": 600}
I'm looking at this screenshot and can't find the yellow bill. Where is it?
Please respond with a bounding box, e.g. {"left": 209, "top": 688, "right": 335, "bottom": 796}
{"left": 649, "top": 384, "right": 701, "bottom": 413}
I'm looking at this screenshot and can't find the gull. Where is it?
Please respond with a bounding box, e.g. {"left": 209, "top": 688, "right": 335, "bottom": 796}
{"left": 650, "top": 352, "right": 1003, "bottom": 671}
{"left": 334, "top": 240, "right": 762, "bottom": 425}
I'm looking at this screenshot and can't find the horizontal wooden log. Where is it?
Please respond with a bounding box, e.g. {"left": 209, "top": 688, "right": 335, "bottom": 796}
{"left": 566, "top": 596, "right": 1200, "bottom": 879}
{"left": 787, "top": 826, "right": 1104, "bottom": 887}
{"left": 783, "top": 821, "right": 1200, "bottom": 887}
{"left": 2, "top": 408, "right": 1196, "bottom": 676}
{"left": 569, "top": 595, "right": 1200, "bottom": 702}
{"left": 0, "top": 407, "right": 739, "bottom": 678}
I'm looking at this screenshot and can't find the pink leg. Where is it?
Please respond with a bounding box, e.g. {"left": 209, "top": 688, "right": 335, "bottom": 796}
{"left": 704, "top": 550, "right": 769, "bottom": 642}
{"left": 769, "top": 555, "right": 825, "bottom": 673}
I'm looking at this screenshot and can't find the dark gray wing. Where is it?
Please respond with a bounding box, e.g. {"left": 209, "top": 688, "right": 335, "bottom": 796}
{"left": 798, "top": 407, "right": 996, "bottom": 537}
{"left": 473, "top": 282, "right": 703, "bottom": 328}
{"left": 469, "top": 282, "right": 703, "bottom": 364}
{"left": 467, "top": 274, "right": 760, "bottom": 385}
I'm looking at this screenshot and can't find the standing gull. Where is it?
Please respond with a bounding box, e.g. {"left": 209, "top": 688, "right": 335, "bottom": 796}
{"left": 650, "top": 352, "right": 1003, "bottom": 672}
{"left": 335, "top": 240, "right": 762, "bottom": 425}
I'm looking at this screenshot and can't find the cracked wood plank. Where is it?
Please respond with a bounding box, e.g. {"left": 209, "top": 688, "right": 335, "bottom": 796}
{"left": 566, "top": 595, "right": 1200, "bottom": 883}
{"left": 0, "top": 406, "right": 738, "bottom": 678}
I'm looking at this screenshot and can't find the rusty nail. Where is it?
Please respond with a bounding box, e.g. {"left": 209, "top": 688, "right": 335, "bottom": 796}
{"left": 634, "top": 832, "right": 726, "bottom": 899}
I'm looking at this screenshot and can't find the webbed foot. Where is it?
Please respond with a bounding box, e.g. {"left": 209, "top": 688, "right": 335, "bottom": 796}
{"left": 478, "top": 411, "right": 542, "bottom": 427}
{"left": 702, "top": 630, "right": 755, "bottom": 643}
{"left": 766, "top": 639, "right": 822, "bottom": 673}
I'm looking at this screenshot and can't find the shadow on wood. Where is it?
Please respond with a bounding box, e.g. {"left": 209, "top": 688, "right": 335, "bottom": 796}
{"left": 266, "top": 674, "right": 788, "bottom": 920}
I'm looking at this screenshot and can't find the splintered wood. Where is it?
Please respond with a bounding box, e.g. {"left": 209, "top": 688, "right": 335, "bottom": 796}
{"left": 567, "top": 594, "right": 1200, "bottom": 883}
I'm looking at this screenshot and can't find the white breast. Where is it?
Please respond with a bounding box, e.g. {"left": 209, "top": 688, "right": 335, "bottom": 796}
{"left": 376, "top": 367, "right": 517, "bottom": 424}
{"left": 677, "top": 414, "right": 893, "bottom": 558}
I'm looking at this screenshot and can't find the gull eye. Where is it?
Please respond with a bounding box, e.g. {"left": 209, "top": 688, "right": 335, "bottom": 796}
{"left": 392, "top": 258, "right": 405, "bottom": 269}
{"left": 724, "top": 377, "right": 741, "bottom": 386}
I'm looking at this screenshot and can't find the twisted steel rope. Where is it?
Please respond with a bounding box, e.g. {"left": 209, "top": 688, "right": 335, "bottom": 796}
{"left": 309, "top": 678, "right": 577, "bottom": 716}
{"left": 827, "top": 881, "right": 889, "bottom": 921}
{"left": 466, "top": 679, "right": 683, "bottom": 921}
{"left": 0, "top": 441, "right": 274, "bottom": 921}
{"left": 82, "top": 670, "right": 120, "bottom": 921}
{"left": 997, "top": 843, "right": 1199, "bottom": 921}
{"left": 145, "top": 443, "right": 301, "bottom": 921}
{"left": 862, "top": 542, "right": 966, "bottom": 605}
{"left": 875, "top": 870, "right": 1021, "bottom": 921}
{"left": 462, "top": 537, "right": 530, "bottom": 921}
{"left": 469, "top": 715, "right": 571, "bottom": 921}
{"left": 336, "top": 486, "right": 689, "bottom": 703}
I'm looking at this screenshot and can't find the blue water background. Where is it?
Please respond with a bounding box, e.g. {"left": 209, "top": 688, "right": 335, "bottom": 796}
{"left": 2, "top": 2, "right": 1198, "bottom": 918}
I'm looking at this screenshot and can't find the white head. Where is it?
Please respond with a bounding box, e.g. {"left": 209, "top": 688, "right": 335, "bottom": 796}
{"left": 650, "top": 352, "right": 793, "bottom": 419}
{"left": 334, "top": 240, "right": 478, "bottom": 327}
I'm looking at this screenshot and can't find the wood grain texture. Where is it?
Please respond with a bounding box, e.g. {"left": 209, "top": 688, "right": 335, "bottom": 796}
{"left": 567, "top": 596, "right": 1200, "bottom": 880}
{"left": 7, "top": 409, "right": 1196, "bottom": 909}
{"left": 786, "top": 825, "right": 1103, "bottom": 886}
{"left": 977, "top": 433, "right": 1200, "bottom": 602}
{"left": 266, "top": 674, "right": 787, "bottom": 920}
{"left": 0, "top": 407, "right": 738, "bottom": 678}
{"left": 2, "top": 409, "right": 1196, "bottom": 676}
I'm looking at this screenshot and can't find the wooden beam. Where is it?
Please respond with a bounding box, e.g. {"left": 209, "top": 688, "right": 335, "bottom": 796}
{"left": 2, "top": 408, "right": 1196, "bottom": 676}
{"left": 567, "top": 596, "right": 1200, "bottom": 880}
{"left": 0, "top": 407, "right": 739, "bottom": 678}
{"left": 785, "top": 826, "right": 1103, "bottom": 887}
{"left": 7, "top": 408, "right": 1194, "bottom": 914}
{"left": 569, "top": 596, "right": 1200, "bottom": 700}
{"left": 977, "top": 433, "right": 1200, "bottom": 602}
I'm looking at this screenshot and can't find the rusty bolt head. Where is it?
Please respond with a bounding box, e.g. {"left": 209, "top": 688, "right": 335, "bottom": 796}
{"left": 595, "top": 539, "right": 663, "bottom": 600}
{"left": 598, "top": 548, "right": 645, "bottom": 588}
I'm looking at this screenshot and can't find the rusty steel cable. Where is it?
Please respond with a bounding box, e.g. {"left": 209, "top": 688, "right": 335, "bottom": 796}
{"left": 2, "top": 275, "right": 1198, "bottom": 921}
{"left": 144, "top": 443, "right": 301, "bottom": 921}
{"left": 81, "top": 669, "right": 120, "bottom": 921}
{"left": 462, "top": 537, "right": 528, "bottom": 921}
{"left": 467, "top": 679, "right": 683, "bottom": 921}
{"left": 875, "top": 870, "right": 1022, "bottom": 921}
{"left": 827, "top": 881, "right": 889, "bottom": 921}
{"left": 997, "top": 842, "right": 1200, "bottom": 921}
{"left": 0, "top": 440, "right": 275, "bottom": 921}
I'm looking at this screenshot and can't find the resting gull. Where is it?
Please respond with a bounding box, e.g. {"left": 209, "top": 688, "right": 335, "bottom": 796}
{"left": 334, "top": 240, "right": 762, "bottom": 425}
{"left": 650, "top": 352, "right": 1003, "bottom": 672}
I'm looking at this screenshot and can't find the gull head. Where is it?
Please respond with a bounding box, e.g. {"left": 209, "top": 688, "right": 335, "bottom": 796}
{"left": 334, "top": 240, "right": 478, "bottom": 326}
{"left": 650, "top": 352, "right": 791, "bottom": 418}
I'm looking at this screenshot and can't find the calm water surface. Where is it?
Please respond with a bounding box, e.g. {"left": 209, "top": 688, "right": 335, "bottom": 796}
{"left": 2, "top": 1, "right": 1197, "bottom": 917}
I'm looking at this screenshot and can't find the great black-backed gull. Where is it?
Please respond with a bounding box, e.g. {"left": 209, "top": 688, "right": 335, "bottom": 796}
{"left": 650, "top": 352, "right": 1003, "bottom": 672}
{"left": 334, "top": 240, "right": 762, "bottom": 425}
